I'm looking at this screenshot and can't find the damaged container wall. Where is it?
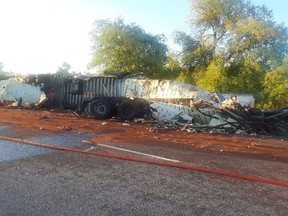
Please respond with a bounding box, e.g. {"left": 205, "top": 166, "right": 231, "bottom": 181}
{"left": 61, "top": 77, "right": 119, "bottom": 112}
{"left": 116, "top": 78, "right": 159, "bottom": 99}
{"left": 36, "top": 75, "right": 220, "bottom": 114}
{"left": 85, "top": 77, "right": 118, "bottom": 98}
{"left": 63, "top": 79, "right": 83, "bottom": 110}
{"left": 52, "top": 77, "right": 198, "bottom": 110}
{"left": 30, "top": 76, "right": 120, "bottom": 110}
{"left": 24, "top": 74, "right": 68, "bottom": 108}
{"left": 119, "top": 79, "right": 214, "bottom": 101}
{"left": 51, "top": 76, "right": 66, "bottom": 108}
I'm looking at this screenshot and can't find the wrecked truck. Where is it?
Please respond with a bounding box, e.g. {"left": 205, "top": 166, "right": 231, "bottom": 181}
{"left": 4, "top": 74, "right": 288, "bottom": 135}
{"left": 23, "top": 75, "right": 249, "bottom": 122}
{"left": 23, "top": 74, "right": 224, "bottom": 122}
{"left": 20, "top": 75, "right": 225, "bottom": 121}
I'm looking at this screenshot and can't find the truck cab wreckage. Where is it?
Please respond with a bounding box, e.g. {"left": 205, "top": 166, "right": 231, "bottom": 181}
{"left": 0, "top": 74, "right": 287, "bottom": 135}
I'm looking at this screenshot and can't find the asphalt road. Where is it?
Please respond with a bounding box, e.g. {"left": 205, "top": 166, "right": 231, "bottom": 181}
{"left": 0, "top": 124, "right": 287, "bottom": 216}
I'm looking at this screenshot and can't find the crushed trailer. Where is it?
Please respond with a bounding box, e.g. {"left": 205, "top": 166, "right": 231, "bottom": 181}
{"left": 24, "top": 74, "right": 222, "bottom": 122}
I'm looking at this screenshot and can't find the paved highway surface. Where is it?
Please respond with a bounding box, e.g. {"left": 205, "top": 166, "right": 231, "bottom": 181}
{"left": 0, "top": 124, "right": 287, "bottom": 216}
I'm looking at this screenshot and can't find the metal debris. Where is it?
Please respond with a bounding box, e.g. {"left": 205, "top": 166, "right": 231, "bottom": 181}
{"left": 209, "top": 95, "right": 288, "bottom": 134}
{"left": 147, "top": 90, "right": 288, "bottom": 135}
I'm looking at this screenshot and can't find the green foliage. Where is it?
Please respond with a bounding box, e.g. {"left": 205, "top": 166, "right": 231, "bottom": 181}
{"left": 194, "top": 60, "right": 228, "bottom": 92}
{"left": 174, "top": 0, "right": 288, "bottom": 108}
{"left": 88, "top": 18, "right": 168, "bottom": 78}
{"left": 194, "top": 55, "right": 266, "bottom": 96}
{"left": 224, "top": 56, "right": 264, "bottom": 93}
{"left": 55, "top": 62, "right": 75, "bottom": 76}
{"left": 174, "top": 31, "right": 213, "bottom": 71}
{"left": 160, "top": 52, "right": 182, "bottom": 79}
{"left": 261, "top": 61, "right": 288, "bottom": 109}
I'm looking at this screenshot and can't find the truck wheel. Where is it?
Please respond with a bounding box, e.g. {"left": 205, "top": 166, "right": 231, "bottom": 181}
{"left": 117, "top": 100, "right": 139, "bottom": 121}
{"left": 138, "top": 100, "right": 150, "bottom": 117}
{"left": 91, "top": 99, "right": 113, "bottom": 120}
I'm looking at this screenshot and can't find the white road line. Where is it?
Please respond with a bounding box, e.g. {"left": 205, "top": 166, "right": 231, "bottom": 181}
{"left": 82, "top": 140, "right": 93, "bottom": 144}
{"left": 97, "top": 143, "right": 180, "bottom": 163}
{"left": 85, "top": 146, "right": 96, "bottom": 151}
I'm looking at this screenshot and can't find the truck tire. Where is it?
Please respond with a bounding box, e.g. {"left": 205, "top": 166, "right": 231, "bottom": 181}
{"left": 91, "top": 99, "right": 113, "bottom": 120}
{"left": 117, "top": 100, "right": 139, "bottom": 121}
{"left": 137, "top": 100, "right": 150, "bottom": 117}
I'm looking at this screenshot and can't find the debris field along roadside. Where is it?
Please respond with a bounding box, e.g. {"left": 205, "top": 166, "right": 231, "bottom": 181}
{"left": 0, "top": 107, "right": 287, "bottom": 160}
{"left": 1, "top": 75, "right": 287, "bottom": 136}
{"left": 0, "top": 75, "right": 286, "bottom": 157}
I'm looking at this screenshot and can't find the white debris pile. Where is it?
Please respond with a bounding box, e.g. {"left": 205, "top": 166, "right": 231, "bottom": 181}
{"left": 0, "top": 79, "right": 46, "bottom": 108}
{"left": 150, "top": 102, "right": 194, "bottom": 123}
{"left": 133, "top": 80, "right": 256, "bottom": 129}
{"left": 147, "top": 92, "right": 288, "bottom": 135}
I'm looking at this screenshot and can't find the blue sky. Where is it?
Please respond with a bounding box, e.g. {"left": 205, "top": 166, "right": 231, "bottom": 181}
{"left": 0, "top": 0, "right": 287, "bottom": 74}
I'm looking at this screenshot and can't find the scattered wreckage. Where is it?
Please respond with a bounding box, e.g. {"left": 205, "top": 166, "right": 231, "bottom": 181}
{"left": 0, "top": 74, "right": 287, "bottom": 135}
{"left": 0, "top": 78, "right": 46, "bottom": 107}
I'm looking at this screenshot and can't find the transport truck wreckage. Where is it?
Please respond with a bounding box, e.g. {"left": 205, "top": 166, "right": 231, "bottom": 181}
{"left": 0, "top": 74, "right": 288, "bottom": 135}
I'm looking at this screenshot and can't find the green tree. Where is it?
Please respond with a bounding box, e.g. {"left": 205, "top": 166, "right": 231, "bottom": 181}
{"left": 88, "top": 18, "right": 168, "bottom": 78}
{"left": 161, "top": 52, "right": 182, "bottom": 80}
{"left": 175, "top": 0, "right": 288, "bottom": 99}
{"left": 261, "top": 60, "right": 288, "bottom": 109}
{"left": 194, "top": 60, "right": 228, "bottom": 92}
{"left": 56, "top": 62, "right": 73, "bottom": 76}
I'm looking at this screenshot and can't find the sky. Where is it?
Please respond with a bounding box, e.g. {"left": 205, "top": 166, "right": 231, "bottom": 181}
{"left": 0, "top": 0, "right": 288, "bottom": 74}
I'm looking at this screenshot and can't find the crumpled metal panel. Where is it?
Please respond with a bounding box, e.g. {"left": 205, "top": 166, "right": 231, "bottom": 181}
{"left": 183, "top": 107, "right": 215, "bottom": 125}
{"left": 150, "top": 101, "right": 216, "bottom": 125}
{"left": 150, "top": 102, "right": 194, "bottom": 122}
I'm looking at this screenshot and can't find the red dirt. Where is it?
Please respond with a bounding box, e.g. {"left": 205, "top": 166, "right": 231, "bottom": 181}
{"left": 1, "top": 107, "right": 288, "bottom": 160}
